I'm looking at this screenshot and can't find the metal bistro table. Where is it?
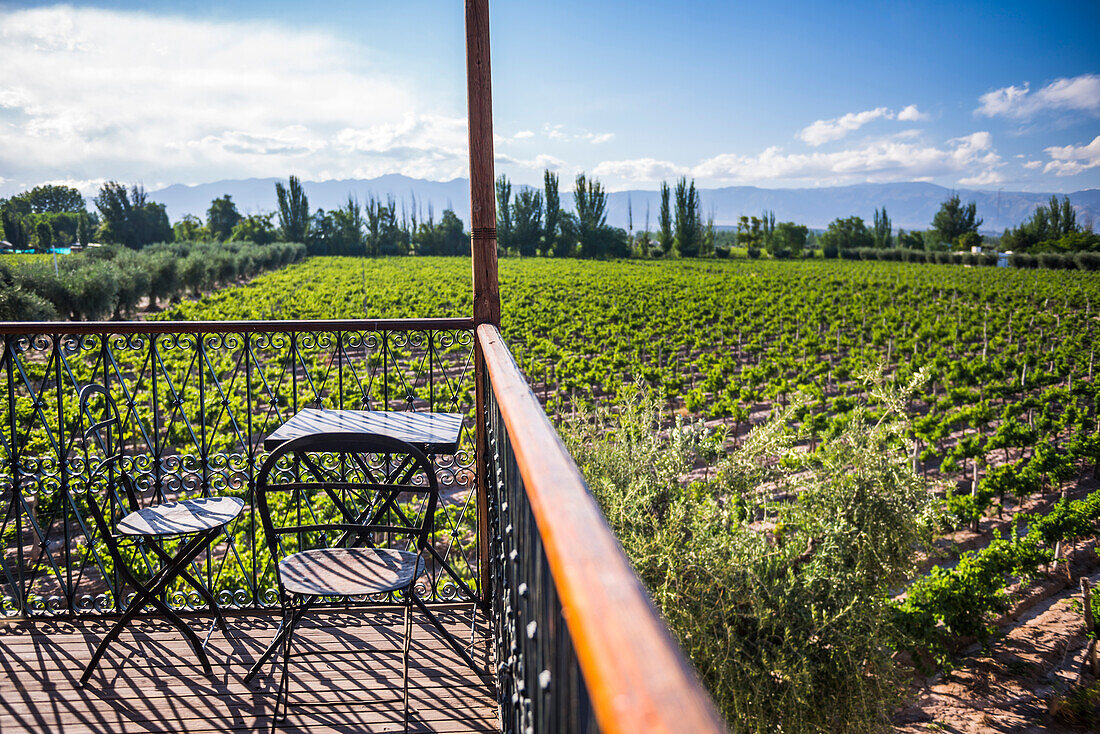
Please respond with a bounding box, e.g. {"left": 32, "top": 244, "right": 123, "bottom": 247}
{"left": 244, "top": 407, "right": 474, "bottom": 684}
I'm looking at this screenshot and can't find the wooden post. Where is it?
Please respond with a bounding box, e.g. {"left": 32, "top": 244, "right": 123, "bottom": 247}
{"left": 467, "top": 0, "right": 498, "bottom": 607}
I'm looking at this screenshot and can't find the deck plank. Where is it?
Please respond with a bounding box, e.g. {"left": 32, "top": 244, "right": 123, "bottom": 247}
{"left": 0, "top": 606, "right": 498, "bottom": 733}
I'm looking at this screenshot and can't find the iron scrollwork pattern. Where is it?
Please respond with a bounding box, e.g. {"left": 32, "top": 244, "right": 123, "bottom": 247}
{"left": 485, "top": 370, "right": 597, "bottom": 734}
{"left": 0, "top": 324, "right": 477, "bottom": 617}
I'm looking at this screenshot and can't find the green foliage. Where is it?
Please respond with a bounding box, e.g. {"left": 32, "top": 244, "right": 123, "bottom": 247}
{"left": 511, "top": 188, "right": 544, "bottom": 257}
{"left": 1002, "top": 195, "right": 1098, "bottom": 253}
{"left": 561, "top": 373, "right": 933, "bottom": 732}
{"left": 673, "top": 177, "right": 702, "bottom": 257}
{"left": 7, "top": 184, "right": 86, "bottom": 214}
{"left": 0, "top": 240, "right": 305, "bottom": 320}
{"left": 230, "top": 213, "right": 276, "bottom": 246}
{"left": 33, "top": 221, "right": 52, "bottom": 253}
{"left": 543, "top": 171, "right": 564, "bottom": 257}
{"left": 275, "top": 175, "right": 311, "bottom": 243}
{"left": 872, "top": 207, "right": 892, "bottom": 248}
{"left": 94, "top": 182, "right": 172, "bottom": 249}
{"left": 658, "top": 181, "right": 673, "bottom": 256}
{"left": 896, "top": 536, "right": 1051, "bottom": 649}
{"left": 820, "top": 215, "right": 873, "bottom": 255}
{"left": 573, "top": 173, "right": 610, "bottom": 258}
{"left": 2, "top": 208, "right": 30, "bottom": 250}
{"left": 932, "top": 193, "right": 982, "bottom": 247}
{"left": 206, "top": 195, "right": 242, "bottom": 241}
{"left": 772, "top": 221, "right": 808, "bottom": 258}
{"left": 495, "top": 174, "right": 513, "bottom": 253}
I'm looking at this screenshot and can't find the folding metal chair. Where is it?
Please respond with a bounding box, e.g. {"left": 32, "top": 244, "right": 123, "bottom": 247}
{"left": 253, "top": 432, "right": 481, "bottom": 732}
{"left": 77, "top": 384, "right": 244, "bottom": 686}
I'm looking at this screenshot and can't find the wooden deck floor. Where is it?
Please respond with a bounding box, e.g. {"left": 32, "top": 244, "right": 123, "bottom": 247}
{"left": 0, "top": 605, "right": 498, "bottom": 733}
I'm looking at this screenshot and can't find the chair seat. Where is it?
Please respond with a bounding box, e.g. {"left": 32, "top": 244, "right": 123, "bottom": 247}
{"left": 116, "top": 496, "right": 245, "bottom": 537}
{"left": 279, "top": 547, "right": 422, "bottom": 597}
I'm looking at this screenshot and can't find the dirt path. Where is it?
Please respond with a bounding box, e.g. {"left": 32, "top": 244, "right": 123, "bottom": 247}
{"left": 895, "top": 566, "right": 1100, "bottom": 733}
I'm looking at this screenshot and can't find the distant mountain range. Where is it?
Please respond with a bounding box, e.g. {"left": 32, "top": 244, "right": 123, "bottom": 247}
{"left": 150, "top": 176, "right": 1100, "bottom": 235}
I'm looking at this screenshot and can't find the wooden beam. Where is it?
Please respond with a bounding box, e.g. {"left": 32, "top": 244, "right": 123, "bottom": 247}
{"left": 466, "top": 0, "right": 499, "bottom": 608}
{"left": 466, "top": 0, "right": 499, "bottom": 328}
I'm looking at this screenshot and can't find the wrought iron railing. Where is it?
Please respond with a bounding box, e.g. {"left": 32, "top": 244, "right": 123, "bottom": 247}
{"left": 1, "top": 318, "right": 479, "bottom": 616}
{"left": 479, "top": 324, "right": 724, "bottom": 734}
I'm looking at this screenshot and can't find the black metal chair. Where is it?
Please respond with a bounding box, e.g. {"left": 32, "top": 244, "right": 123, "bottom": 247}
{"left": 77, "top": 384, "right": 244, "bottom": 686}
{"left": 253, "top": 431, "right": 480, "bottom": 732}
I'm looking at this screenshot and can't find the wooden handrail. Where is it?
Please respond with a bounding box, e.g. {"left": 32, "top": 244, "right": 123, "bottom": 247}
{"left": 0, "top": 317, "right": 474, "bottom": 336}
{"left": 478, "top": 324, "right": 725, "bottom": 734}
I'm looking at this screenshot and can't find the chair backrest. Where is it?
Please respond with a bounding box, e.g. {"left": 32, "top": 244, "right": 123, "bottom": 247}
{"left": 254, "top": 431, "right": 441, "bottom": 591}
{"left": 78, "top": 384, "right": 141, "bottom": 536}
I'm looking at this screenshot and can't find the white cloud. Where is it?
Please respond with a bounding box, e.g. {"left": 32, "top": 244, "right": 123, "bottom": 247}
{"left": 539, "top": 124, "right": 613, "bottom": 144}
{"left": 544, "top": 124, "right": 567, "bottom": 141}
{"left": 684, "top": 131, "right": 1002, "bottom": 187}
{"left": 513, "top": 130, "right": 534, "bottom": 139}
{"left": 1023, "top": 160, "right": 1043, "bottom": 170}
{"left": 977, "top": 74, "right": 1100, "bottom": 119}
{"left": 896, "top": 104, "right": 928, "bottom": 122}
{"left": 0, "top": 5, "right": 470, "bottom": 192}
{"left": 798, "top": 107, "right": 892, "bottom": 146}
{"left": 495, "top": 152, "right": 566, "bottom": 171}
{"left": 1043, "top": 134, "right": 1100, "bottom": 176}
{"left": 593, "top": 158, "right": 686, "bottom": 182}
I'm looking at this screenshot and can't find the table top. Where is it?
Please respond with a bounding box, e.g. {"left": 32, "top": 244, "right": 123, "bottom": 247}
{"left": 262, "top": 408, "right": 464, "bottom": 454}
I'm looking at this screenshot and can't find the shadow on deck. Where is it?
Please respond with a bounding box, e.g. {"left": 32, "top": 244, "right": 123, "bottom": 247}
{"left": 0, "top": 605, "right": 497, "bottom": 733}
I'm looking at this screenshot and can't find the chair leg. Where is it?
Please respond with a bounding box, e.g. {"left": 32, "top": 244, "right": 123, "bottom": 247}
{"left": 272, "top": 599, "right": 299, "bottom": 733}
{"left": 403, "top": 593, "right": 413, "bottom": 733}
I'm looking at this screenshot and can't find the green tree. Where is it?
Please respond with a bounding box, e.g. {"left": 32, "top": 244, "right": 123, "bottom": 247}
{"left": 1, "top": 210, "right": 29, "bottom": 250}
{"left": 173, "top": 214, "right": 208, "bottom": 242}
{"left": 658, "top": 181, "right": 673, "bottom": 256}
{"left": 330, "top": 196, "right": 365, "bottom": 255}
{"left": 872, "top": 207, "right": 892, "bottom": 248}
{"left": 737, "top": 215, "right": 763, "bottom": 254}
{"left": 512, "top": 188, "right": 544, "bottom": 257}
{"left": 573, "top": 173, "right": 609, "bottom": 258}
{"left": 896, "top": 229, "right": 924, "bottom": 250}
{"left": 77, "top": 214, "right": 92, "bottom": 247}
{"left": 13, "top": 184, "right": 86, "bottom": 214}
{"left": 932, "top": 193, "right": 982, "bottom": 247}
{"left": 34, "top": 221, "right": 53, "bottom": 253}
{"left": 772, "top": 221, "right": 808, "bottom": 258}
{"left": 94, "top": 182, "right": 172, "bottom": 248}
{"left": 673, "top": 177, "right": 702, "bottom": 257}
{"left": 437, "top": 209, "right": 468, "bottom": 256}
{"left": 761, "top": 209, "right": 776, "bottom": 252}
{"left": 819, "top": 216, "right": 873, "bottom": 256}
{"left": 275, "top": 175, "right": 310, "bottom": 243}
{"left": 1001, "top": 195, "right": 1091, "bottom": 252}
{"left": 230, "top": 213, "right": 276, "bottom": 245}
{"left": 495, "top": 175, "right": 513, "bottom": 254}
{"left": 958, "top": 231, "right": 983, "bottom": 252}
{"left": 364, "top": 196, "right": 402, "bottom": 255}
{"left": 206, "top": 195, "right": 242, "bottom": 241}
{"left": 543, "top": 170, "right": 563, "bottom": 256}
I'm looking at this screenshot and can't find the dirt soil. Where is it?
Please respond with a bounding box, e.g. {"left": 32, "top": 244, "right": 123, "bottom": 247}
{"left": 894, "top": 564, "right": 1100, "bottom": 733}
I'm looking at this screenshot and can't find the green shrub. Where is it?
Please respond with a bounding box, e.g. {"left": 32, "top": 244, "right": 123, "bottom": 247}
{"left": 1038, "top": 252, "right": 1068, "bottom": 270}
{"left": 1010, "top": 252, "right": 1036, "bottom": 269}
{"left": 561, "top": 370, "right": 933, "bottom": 732}
{"left": 1074, "top": 252, "right": 1100, "bottom": 271}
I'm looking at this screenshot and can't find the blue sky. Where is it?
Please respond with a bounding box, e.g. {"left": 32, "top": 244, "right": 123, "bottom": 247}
{"left": 1, "top": 0, "right": 1097, "bottom": 196}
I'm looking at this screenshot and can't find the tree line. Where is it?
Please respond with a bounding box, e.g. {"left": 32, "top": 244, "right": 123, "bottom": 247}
{"left": 3, "top": 178, "right": 1096, "bottom": 264}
